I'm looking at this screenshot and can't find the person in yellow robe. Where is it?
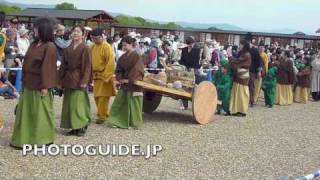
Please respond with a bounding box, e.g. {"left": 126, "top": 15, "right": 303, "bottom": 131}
{"left": 0, "top": 29, "right": 6, "bottom": 63}
{"left": 254, "top": 43, "right": 269, "bottom": 103}
{"left": 90, "top": 28, "right": 116, "bottom": 124}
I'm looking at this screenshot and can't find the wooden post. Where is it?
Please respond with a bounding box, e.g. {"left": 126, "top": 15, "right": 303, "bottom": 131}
{"left": 28, "top": 17, "right": 31, "bottom": 27}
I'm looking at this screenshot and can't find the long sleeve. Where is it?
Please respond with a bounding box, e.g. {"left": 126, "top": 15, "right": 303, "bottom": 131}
{"left": 179, "top": 48, "right": 186, "bottom": 66}
{"left": 102, "top": 44, "right": 115, "bottom": 82}
{"left": 115, "top": 62, "right": 124, "bottom": 81}
{"left": 58, "top": 49, "right": 67, "bottom": 84}
{"left": 40, "top": 43, "right": 57, "bottom": 89}
{"left": 229, "top": 53, "right": 251, "bottom": 70}
{"left": 249, "top": 48, "right": 263, "bottom": 73}
{"left": 217, "top": 75, "right": 232, "bottom": 91}
{"left": 4, "top": 42, "right": 12, "bottom": 54}
{"left": 80, "top": 46, "right": 92, "bottom": 85}
{"left": 256, "top": 52, "right": 263, "bottom": 71}
{"left": 297, "top": 67, "right": 311, "bottom": 76}
{"left": 287, "top": 61, "right": 295, "bottom": 84}
{"left": 128, "top": 53, "right": 144, "bottom": 86}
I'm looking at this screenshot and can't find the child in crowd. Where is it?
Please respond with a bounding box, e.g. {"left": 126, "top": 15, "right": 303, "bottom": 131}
{"left": 0, "top": 69, "right": 19, "bottom": 99}
{"left": 262, "top": 67, "right": 278, "bottom": 108}
{"left": 214, "top": 60, "right": 232, "bottom": 115}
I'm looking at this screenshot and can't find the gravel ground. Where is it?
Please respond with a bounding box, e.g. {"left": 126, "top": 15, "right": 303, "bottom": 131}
{"left": 0, "top": 95, "right": 320, "bottom": 180}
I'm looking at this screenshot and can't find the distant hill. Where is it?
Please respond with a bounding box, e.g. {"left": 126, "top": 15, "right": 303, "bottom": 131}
{"left": 266, "top": 28, "right": 303, "bottom": 35}
{"left": 0, "top": 0, "right": 54, "bottom": 9}
{"left": 176, "top": 21, "right": 244, "bottom": 31}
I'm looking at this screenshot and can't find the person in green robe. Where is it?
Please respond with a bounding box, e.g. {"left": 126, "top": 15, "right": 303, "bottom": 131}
{"left": 59, "top": 26, "right": 92, "bottom": 136}
{"left": 214, "top": 59, "right": 233, "bottom": 116}
{"left": 108, "top": 36, "right": 145, "bottom": 129}
{"left": 262, "top": 66, "right": 278, "bottom": 108}
{"left": 10, "top": 17, "right": 57, "bottom": 149}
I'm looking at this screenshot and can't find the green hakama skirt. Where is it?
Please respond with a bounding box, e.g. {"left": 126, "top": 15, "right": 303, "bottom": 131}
{"left": 11, "top": 88, "right": 55, "bottom": 147}
{"left": 109, "top": 90, "right": 143, "bottom": 129}
{"left": 61, "top": 89, "right": 91, "bottom": 129}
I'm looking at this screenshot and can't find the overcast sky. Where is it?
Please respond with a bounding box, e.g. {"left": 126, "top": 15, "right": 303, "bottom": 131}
{"left": 7, "top": 0, "right": 320, "bottom": 34}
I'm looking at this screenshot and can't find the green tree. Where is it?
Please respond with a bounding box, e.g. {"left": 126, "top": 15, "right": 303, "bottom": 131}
{"left": 165, "top": 22, "right": 181, "bottom": 28}
{"left": 116, "top": 15, "right": 181, "bottom": 29}
{"left": 116, "top": 15, "right": 143, "bottom": 26}
{"left": 55, "top": 2, "right": 77, "bottom": 10}
{"left": 134, "top": 17, "right": 146, "bottom": 25}
{"left": 0, "top": 4, "right": 21, "bottom": 14}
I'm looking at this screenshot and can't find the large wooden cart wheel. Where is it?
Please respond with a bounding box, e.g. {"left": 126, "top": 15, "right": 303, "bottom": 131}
{"left": 143, "top": 91, "right": 162, "bottom": 114}
{"left": 192, "top": 81, "right": 218, "bottom": 124}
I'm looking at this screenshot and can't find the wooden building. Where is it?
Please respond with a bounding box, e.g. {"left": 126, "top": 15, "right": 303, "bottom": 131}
{"left": 6, "top": 8, "right": 117, "bottom": 26}
{"left": 111, "top": 25, "right": 320, "bottom": 48}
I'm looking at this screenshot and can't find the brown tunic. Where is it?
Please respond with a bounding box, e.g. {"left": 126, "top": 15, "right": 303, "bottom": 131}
{"left": 23, "top": 42, "right": 57, "bottom": 90}
{"left": 276, "top": 58, "right": 295, "bottom": 85}
{"left": 115, "top": 51, "right": 144, "bottom": 92}
{"left": 229, "top": 52, "right": 252, "bottom": 85}
{"left": 297, "top": 66, "right": 311, "bottom": 88}
{"left": 60, "top": 43, "right": 92, "bottom": 89}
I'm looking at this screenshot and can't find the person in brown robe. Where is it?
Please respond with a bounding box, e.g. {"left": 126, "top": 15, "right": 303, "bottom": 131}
{"left": 274, "top": 50, "right": 295, "bottom": 105}
{"left": 108, "top": 36, "right": 145, "bottom": 129}
{"left": 59, "top": 26, "right": 92, "bottom": 136}
{"left": 294, "top": 63, "right": 311, "bottom": 103}
{"left": 11, "top": 17, "right": 57, "bottom": 149}
{"left": 228, "top": 39, "right": 252, "bottom": 116}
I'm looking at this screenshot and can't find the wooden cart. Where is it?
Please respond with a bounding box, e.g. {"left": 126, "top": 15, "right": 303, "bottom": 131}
{"left": 127, "top": 80, "right": 218, "bottom": 125}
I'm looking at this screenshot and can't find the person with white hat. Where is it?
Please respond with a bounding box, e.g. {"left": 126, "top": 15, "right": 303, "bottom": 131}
{"left": 112, "top": 33, "right": 122, "bottom": 61}
{"left": 202, "top": 39, "right": 213, "bottom": 65}
{"left": 54, "top": 24, "right": 71, "bottom": 65}
{"left": 17, "top": 28, "right": 30, "bottom": 57}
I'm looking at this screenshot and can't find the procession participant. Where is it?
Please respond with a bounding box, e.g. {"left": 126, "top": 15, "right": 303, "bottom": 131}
{"left": 311, "top": 52, "right": 320, "bottom": 101}
{"left": 11, "top": 17, "right": 57, "bottom": 149}
{"left": 262, "top": 66, "right": 278, "bottom": 108}
{"left": 90, "top": 28, "right": 116, "bottom": 124}
{"left": 275, "top": 50, "right": 295, "bottom": 105}
{"left": 108, "top": 36, "right": 144, "bottom": 129}
{"left": 214, "top": 59, "right": 232, "bottom": 116}
{"left": 59, "top": 26, "right": 92, "bottom": 136}
{"left": 229, "top": 39, "right": 252, "bottom": 117}
{"left": 294, "top": 63, "right": 311, "bottom": 104}
{"left": 245, "top": 33, "right": 263, "bottom": 108}
{"left": 254, "top": 43, "right": 269, "bottom": 103}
